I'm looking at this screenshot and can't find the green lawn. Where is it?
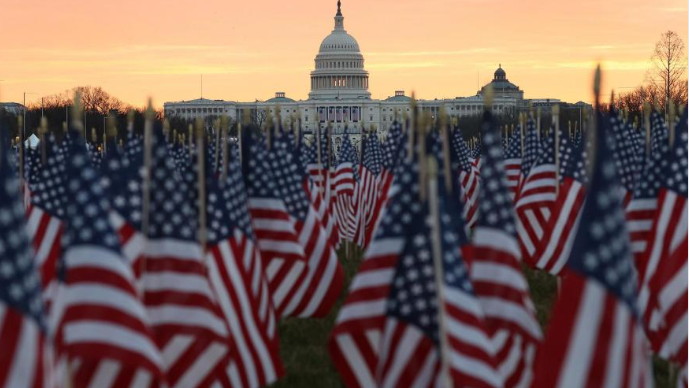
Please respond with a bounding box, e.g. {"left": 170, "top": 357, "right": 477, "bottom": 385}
{"left": 273, "top": 246, "right": 676, "bottom": 387}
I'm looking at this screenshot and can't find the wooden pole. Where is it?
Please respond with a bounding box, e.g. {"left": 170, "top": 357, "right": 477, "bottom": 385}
{"left": 553, "top": 105, "right": 560, "bottom": 195}
{"left": 220, "top": 116, "right": 229, "bottom": 182}
{"left": 196, "top": 118, "right": 207, "bottom": 254}
{"left": 643, "top": 103, "right": 651, "bottom": 158}
{"left": 426, "top": 156, "right": 453, "bottom": 388}
{"left": 40, "top": 117, "right": 47, "bottom": 165}
{"left": 439, "top": 107, "right": 452, "bottom": 194}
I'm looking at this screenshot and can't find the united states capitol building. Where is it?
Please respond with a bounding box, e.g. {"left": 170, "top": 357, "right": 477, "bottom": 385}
{"left": 164, "top": 1, "right": 583, "bottom": 141}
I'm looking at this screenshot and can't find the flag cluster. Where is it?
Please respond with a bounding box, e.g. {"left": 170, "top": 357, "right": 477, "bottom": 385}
{"left": 2, "top": 99, "right": 687, "bottom": 387}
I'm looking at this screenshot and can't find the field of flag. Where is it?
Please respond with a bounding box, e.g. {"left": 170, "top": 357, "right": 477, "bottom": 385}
{"left": 0, "top": 70, "right": 687, "bottom": 388}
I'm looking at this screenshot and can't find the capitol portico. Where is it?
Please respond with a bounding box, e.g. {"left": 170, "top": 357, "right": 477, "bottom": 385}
{"left": 163, "top": 0, "right": 583, "bottom": 145}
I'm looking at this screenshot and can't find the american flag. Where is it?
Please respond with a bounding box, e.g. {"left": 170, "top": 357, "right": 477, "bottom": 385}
{"left": 25, "top": 136, "right": 66, "bottom": 313}
{"left": 111, "top": 126, "right": 233, "bottom": 387}
{"left": 450, "top": 128, "right": 480, "bottom": 228}
{"left": 204, "top": 148, "right": 284, "bottom": 388}
{"left": 533, "top": 113, "right": 654, "bottom": 388}
{"left": 625, "top": 127, "right": 670, "bottom": 260}
{"left": 267, "top": 135, "right": 343, "bottom": 317}
{"left": 504, "top": 128, "right": 523, "bottom": 202}
{"left": 330, "top": 155, "right": 501, "bottom": 387}
{"left": 650, "top": 111, "right": 669, "bottom": 157}
{"left": 50, "top": 136, "right": 164, "bottom": 387}
{"left": 334, "top": 133, "right": 358, "bottom": 242}
{"left": 382, "top": 121, "right": 405, "bottom": 171}
{"left": 0, "top": 139, "right": 49, "bottom": 388}
{"left": 308, "top": 128, "right": 341, "bottom": 249}
{"left": 532, "top": 130, "right": 587, "bottom": 275}
{"left": 471, "top": 110, "right": 542, "bottom": 387}
{"left": 609, "top": 110, "right": 641, "bottom": 205}
{"left": 515, "top": 131, "right": 557, "bottom": 264}
{"left": 357, "top": 132, "right": 387, "bottom": 247}
{"left": 515, "top": 117, "right": 540, "bottom": 200}
{"left": 242, "top": 130, "right": 309, "bottom": 317}
{"left": 636, "top": 111, "right": 687, "bottom": 377}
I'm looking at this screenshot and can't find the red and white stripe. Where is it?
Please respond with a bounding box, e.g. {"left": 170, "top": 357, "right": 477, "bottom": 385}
{"left": 625, "top": 198, "right": 657, "bottom": 258}
{"left": 50, "top": 245, "right": 164, "bottom": 388}
{"left": 333, "top": 163, "right": 357, "bottom": 242}
{"left": 206, "top": 230, "right": 284, "bottom": 388}
{"left": 531, "top": 178, "right": 586, "bottom": 274}
{"left": 459, "top": 165, "right": 481, "bottom": 228}
{"left": 533, "top": 274, "right": 654, "bottom": 388}
{"left": 281, "top": 204, "right": 343, "bottom": 318}
{"left": 363, "top": 170, "right": 394, "bottom": 247}
{"left": 638, "top": 190, "right": 687, "bottom": 368}
{"left": 247, "top": 197, "right": 309, "bottom": 316}
{"left": 505, "top": 157, "right": 522, "bottom": 202}
{"left": 329, "top": 237, "right": 402, "bottom": 387}
{"left": 25, "top": 205, "right": 63, "bottom": 312}
{"left": 515, "top": 163, "right": 557, "bottom": 261}
{"left": 471, "top": 227, "right": 542, "bottom": 387}
{"left": 0, "top": 305, "right": 49, "bottom": 388}
{"left": 110, "top": 216, "right": 233, "bottom": 388}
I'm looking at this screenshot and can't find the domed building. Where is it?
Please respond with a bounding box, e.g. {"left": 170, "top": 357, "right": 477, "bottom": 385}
{"left": 309, "top": 1, "right": 370, "bottom": 100}
{"left": 164, "top": 2, "right": 589, "bottom": 139}
{"left": 478, "top": 64, "right": 524, "bottom": 100}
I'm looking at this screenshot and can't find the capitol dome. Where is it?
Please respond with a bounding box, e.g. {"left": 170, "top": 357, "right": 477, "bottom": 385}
{"left": 309, "top": 0, "right": 370, "bottom": 100}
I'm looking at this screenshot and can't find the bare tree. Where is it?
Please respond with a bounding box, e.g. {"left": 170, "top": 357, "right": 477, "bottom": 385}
{"left": 648, "top": 31, "right": 687, "bottom": 110}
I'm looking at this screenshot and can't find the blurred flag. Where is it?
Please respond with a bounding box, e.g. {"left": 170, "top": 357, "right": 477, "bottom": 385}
{"left": 533, "top": 113, "right": 654, "bottom": 388}
{"left": 471, "top": 109, "right": 542, "bottom": 387}
{"left": 50, "top": 136, "right": 163, "bottom": 387}
{"left": 0, "top": 137, "right": 49, "bottom": 388}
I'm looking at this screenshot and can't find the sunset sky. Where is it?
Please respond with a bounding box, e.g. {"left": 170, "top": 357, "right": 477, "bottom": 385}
{"left": 1, "top": 0, "right": 686, "bottom": 108}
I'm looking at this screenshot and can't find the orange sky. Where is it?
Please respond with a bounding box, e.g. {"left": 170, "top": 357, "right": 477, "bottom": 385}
{"left": 1, "top": 0, "right": 686, "bottom": 108}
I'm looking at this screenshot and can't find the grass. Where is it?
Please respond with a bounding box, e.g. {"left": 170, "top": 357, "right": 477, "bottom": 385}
{"left": 273, "top": 246, "right": 675, "bottom": 387}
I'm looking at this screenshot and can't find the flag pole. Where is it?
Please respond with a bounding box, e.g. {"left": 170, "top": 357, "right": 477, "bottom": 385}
{"left": 221, "top": 115, "right": 229, "bottom": 182}
{"left": 142, "top": 99, "right": 154, "bottom": 239}
{"left": 40, "top": 117, "right": 47, "bottom": 165}
{"left": 196, "top": 118, "right": 207, "bottom": 254}
{"left": 520, "top": 112, "right": 525, "bottom": 157}
{"left": 552, "top": 105, "right": 560, "bottom": 195}
{"left": 439, "top": 106, "right": 452, "bottom": 195}
{"left": 418, "top": 111, "right": 429, "bottom": 201}
{"left": 214, "top": 118, "right": 221, "bottom": 174}
{"left": 426, "top": 155, "right": 453, "bottom": 388}
{"left": 643, "top": 103, "right": 651, "bottom": 158}
{"left": 408, "top": 93, "right": 417, "bottom": 162}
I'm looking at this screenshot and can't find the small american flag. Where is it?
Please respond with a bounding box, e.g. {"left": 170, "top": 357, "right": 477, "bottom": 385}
{"left": 532, "top": 130, "right": 587, "bottom": 275}
{"left": 0, "top": 139, "right": 49, "bottom": 388}
{"left": 242, "top": 130, "right": 309, "bottom": 317}
{"left": 515, "top": 131, "right": 557, "bottom": 263}
{"left": 205, "top": 148, "right": 284, "bottom": 387}
{"left": 625, "top": 125, "right": 670, "bottom": 261}
{"left": 25, "top": 136, "right": 66, "bottom": 314}
{"left": 637, "top": 111, "right": 687, "bottom": 378}
{"left": 609, "top": 110, "right": 642, "bottom": 205}
{"left": 334, "top": 133, "right": 358, "bottom": 242}
{"left": 450, "top": 128, "right": 480, "bottom": 228}
{"left": 471, "top": 110, "right": 542, "bottom": 387}
{"left": 533, "top": 113, "right": 654, "bottom": 388}
{"left": 51, "top": 136, "right": 164, "bottom": 387}
{"left": 330, "top": 153, "right": 501, "bottom": 387}
{"left": 504, "top": 128, "right": 523, "bottom": 202}
{"left": 356, "top": 132, "right": 386, "bottom": 247}
{"left": 268, "top": 135, "right": 343, "bottom": 317}
{"left": 515, "top": 118, "right": 541, "bottom": 199}
{"left": 110, "top": 126, "right": 233, "bottom": 387}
